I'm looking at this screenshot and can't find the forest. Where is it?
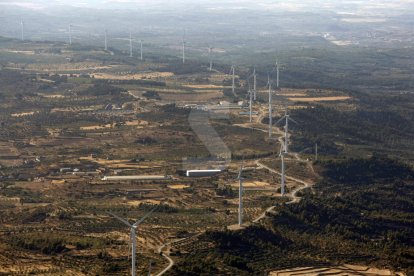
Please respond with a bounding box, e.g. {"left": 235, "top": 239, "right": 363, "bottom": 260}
{"left": 170, "top": 156, "right": 414, "bottom": 275}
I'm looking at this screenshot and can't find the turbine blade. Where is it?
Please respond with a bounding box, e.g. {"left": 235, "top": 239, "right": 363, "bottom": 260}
{"left": 107, "top": 211, "right": 132, "bottom": 227}
{"left": 238, "top": 165, "right": 243, "bottom": 179}
{"left": 275, "top": 116, "right": 286, "bottom": 125}
{"left": 133, "top": 205, "right": 158, "bottom": 227}
{"left": 289, "top": 117, "right": 299, "bottom": 124}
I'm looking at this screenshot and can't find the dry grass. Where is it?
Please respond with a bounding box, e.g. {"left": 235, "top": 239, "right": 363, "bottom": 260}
{"left": 37, "top": 93, "right": 66, "bottom": 98}
{"left": 168, "top": 184, "right": 191, "bottom": 189}
{"left": 183, "top": 84, "right": 225, "bottom": 89}
{"left": 80, "top": 120, "right": 148, "bottom": 130}
{"left": 288, "top": 96, "right": 351, "bottom": 102}
{"left": 125, "top": 120, "right": 149, "bottom": 126}
{"left": 11, "top": 111, "right": 36, "bottom": 117}
{"left": 159, "top": 90, "right": 223, "bottom": 102}
{"left": 126, "top": 199, "right": 162, "bottom": 206}
{"left": 80, "top": 123, "right": 114, "bottom": 130}
{"left": 1, "top": 49, "right": 35, "bottom": 55}
{"left": 6, "top": 62, "right": 112, "bottom": 72}
{"left": 51, "top": 106, "right": 101, "bottom": 113}
{"left": 92, "top": 71, "right": 174, "bottom": 80}
{"left": 229, "top": 181, "right": 270, "bottom": 188}
{"left": 79, "top": 156, "right": 162, "bottom": 169}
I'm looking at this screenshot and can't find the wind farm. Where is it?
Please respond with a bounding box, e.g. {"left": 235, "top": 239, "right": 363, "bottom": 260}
{"left": 0, "top": 1, "right": 413, "bottom": 275}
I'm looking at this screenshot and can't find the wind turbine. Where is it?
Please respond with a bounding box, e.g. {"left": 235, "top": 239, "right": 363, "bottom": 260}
{"left": 231, "top": 65, "right": 236, "bottom": 96}
{"left": 249, "top": 88, "right": 253, "bottom": 122}
{"left": 69, "top": 24, "right": 72, "bottom": 45}
{"left": 267, "top": 74, "right": 273, "bottom": 138}
{"left": 180, "top": 28, "right": 187, "bottom": 64}
{"left": 275, "top": 108, "right": 298, "bottom": 154}
{"left": 279, "top": 142, "right": 286, "bottom": 196}
{"left": 315, "top": 143, "right": 318, "bottom": 161}
{"left": 140, "top": 40, "right": 143, "bottom": 60}
{"left": 129, "top": 32, "right": 133, "bottom": 57}
{"left": 236, "top": 161, "right": 244, "bottom": 226}
{"left": 108, "top": 205, "right": 158, "bottom": 276}
{"left": 208, "top": 46, "right": 213, "bottom": 71}
{"left": 253, "top": 67, "right": 257, "bottom": 101}
{"left": 104, "top": 29, "right": 108, "bottom": 51}
{"left": 276, "top": 60, "right": 280, "bottom": 89}
{"left": 182, "top": 38, "right": 186, "bottom": 64}
{"left": 20, "top": 20, "right": 24, "bottom": 41}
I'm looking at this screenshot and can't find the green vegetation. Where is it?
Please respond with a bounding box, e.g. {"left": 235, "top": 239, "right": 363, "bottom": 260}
{"left": 171, "top": 157, "right": 414, "bottom": 275}
{"left": 0, "top": 30, "right": 413, "bottom": 275}
{"left": 290, "top": 98, "right": 414, "bottom": 158}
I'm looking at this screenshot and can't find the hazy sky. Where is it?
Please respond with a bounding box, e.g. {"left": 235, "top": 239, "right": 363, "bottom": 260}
{"left": 0, "top": 0, "right": 413, "bottom": 18}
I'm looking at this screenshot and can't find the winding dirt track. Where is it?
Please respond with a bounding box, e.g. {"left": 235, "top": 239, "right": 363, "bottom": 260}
{"left": 156, "top": 109, "right": 315, "bottom": 275}
{"left": 156, "top": 243, "right": 174, "bottom": 276}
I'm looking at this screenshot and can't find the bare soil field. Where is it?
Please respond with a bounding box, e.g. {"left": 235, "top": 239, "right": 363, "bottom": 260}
{"left": 0, "top": 142, "right": 21, "bottom": 166}
{"left": 288, "top": 96, "right": 351, "bottom": 102}
{"left": 0, "top": 49, "right": 36, "bottom": 55}
{"left": 37, "top": 93, "right": 66, "bottom": 98}
{"left": 6, "top": 62, "right": 112, "bottom": 72}
{"left": 158, "top": 90, "right": 223, "bottom": 102}
{"left": 228, "top": 181, "right": 270, "bottom": 188}
{"left": 168, "top": 184, "right": 191, "bottom": 189}
{"left": 92, "top": 71, "right": 174, "bottom": 80}
{"left": 183, "top": 84, "right": 225, "bottom": 89}
{"left": 79, "top": 156, "right": 163, "bottom": 170}
{"left": 11, "top": 111, "right": 36, "bottom": 117}
{"left": 29, "top": 137, "right": 95, "bottom": 147}
{"left": 80, "top": 120, "right": 147, "bottom": 130}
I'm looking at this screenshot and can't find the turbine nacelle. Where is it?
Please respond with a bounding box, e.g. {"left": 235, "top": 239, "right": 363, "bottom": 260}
{"left": 108, "top": 204, "right": 159, "bottom": 276}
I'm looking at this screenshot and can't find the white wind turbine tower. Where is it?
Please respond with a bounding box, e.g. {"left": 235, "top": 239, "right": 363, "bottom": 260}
{"left": 129, "top": 32, "right": 133, "bottom": 57}
{"left": 108, "top": 205, "right": 158, "bottom": 276}
{"left": 249, "top": 88, "right": 253, "bottom": 122}
{"left": 140, "top": 40, "right": 143, "bottom": 60}
{"left": 69, "top": 24, "right": 72, "bottom": 45}
{"left": 104, "top": 29, "right": 108, "bottom": 51}
{"left": 182, "top": 38, "right": 186, "bottom": 64}
{"left": 267, "top": 74, "right": 273, "bottom": 138}
{"left": 275, "top": 108, "right": 298, "bottom": 154}
{"left": 279, "top": 142, "right": 286, "bottom": 195}
{"left": 253, "top": 67, "right": 257, "bottom": 101}
{"left": 20, "top": 20, "right": 24, "bottom": 41}
{"left": 236, "top": 161, "right": 244, "bottom": 226}
{"left": 231, "top": 65, "right": 236, "bottom": 96}
{"left": 208, "top": 46, "right": 213, "bottom": 71}
{"left": 276, "top": 60, "right": 280, "bottom": 89}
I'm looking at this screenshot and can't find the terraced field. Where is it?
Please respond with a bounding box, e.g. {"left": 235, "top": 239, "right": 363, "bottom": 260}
{"left": 269, "top": 265, "right": 405, "bottom": 276}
